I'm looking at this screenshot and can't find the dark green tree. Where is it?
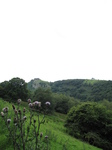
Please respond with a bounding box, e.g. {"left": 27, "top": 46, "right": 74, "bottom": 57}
{"left": 65, "top": 102, "right": 112, "bottom": 149}
{"left": 0, "top": 78, "right": 30, "bottom": 101}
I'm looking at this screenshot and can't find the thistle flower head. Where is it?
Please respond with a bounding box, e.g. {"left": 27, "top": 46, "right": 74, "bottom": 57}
{"left": 3, "top": 107, "right": 9, "bottom": 113}
{"left": 23, "top": 116, "right": 27, "bottom": 121}
{"left": 17, "top": 99, "right": 21, "bottom": 104}
{"left": 27, "top": 99, "right": 31, "bottom": 103}
{"left": 45, "top": 135, "right": 48, "bottom": 139}
{"left": 45, "top": 101, "right": 51, "bottom": 105}
{"left": 7, "top": 119, "right": 11, "bottom": 124}
{"left": 1, "top": 112, "right": 4, "bottom": 117}
{"left": 34, "top": 101, "right": 39, "bottom": 106}
{"left": 29, "top": 103, "right": 33, "bottom": 108}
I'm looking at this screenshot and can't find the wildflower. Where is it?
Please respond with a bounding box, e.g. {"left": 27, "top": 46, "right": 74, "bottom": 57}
{"left": 7, "top": 119, "right": 11, "bottom": 124}
{"left": 1, "top": 112, "right": 4, "bottom": 117}
{"left": 17, "top": 99, "right": 21, "bottom": 104}
{"left": 3, "top": 107, "right": 9, "bottom": 113}
{"left": 27, "top": 99, "right": 31, "bottom": 103}
{"left": 34, "top": 101, "right": 39, "bottom": 106}
{"left": 29, "top": 103, "right": 33, "bottom": 108}
{"left": 45, "top": 102, "right": 51, "bottom": 105}
{"left": 23, "top": 116, "right": 27, "bottom": 121}
{"left": 45, "top": 135, "right": 48, "bottom": 139}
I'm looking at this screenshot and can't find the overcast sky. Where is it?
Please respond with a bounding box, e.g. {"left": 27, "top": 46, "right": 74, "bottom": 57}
{"left": 0, "top": 0, "right": 112, "bottom": 83}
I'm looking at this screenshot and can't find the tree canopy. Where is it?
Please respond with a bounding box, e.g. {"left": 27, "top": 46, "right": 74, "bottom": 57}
{"left": 0, "top": 77, "right": 30, "bottom": 101}
{"left": 65, "top": 102, "right": 112, "bottom": 150}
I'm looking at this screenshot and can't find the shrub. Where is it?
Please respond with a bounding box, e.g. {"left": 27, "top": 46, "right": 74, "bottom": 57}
{"left": 65, "top": 102, "right": 112, "bottom": 150}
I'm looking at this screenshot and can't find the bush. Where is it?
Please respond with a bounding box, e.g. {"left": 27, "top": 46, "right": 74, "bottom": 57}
{"left": 65, "top": 102, "right": 112, "bottom": 150}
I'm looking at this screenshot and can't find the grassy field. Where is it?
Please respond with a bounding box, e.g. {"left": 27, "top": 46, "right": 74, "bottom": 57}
{"left": 0, "top": 98, "right": 102, "bottom": 150}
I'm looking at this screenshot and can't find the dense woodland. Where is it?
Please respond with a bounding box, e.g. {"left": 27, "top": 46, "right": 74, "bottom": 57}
{"left": 0, "top": 77, "right": 112, "bottom": 149}
{"left": 28, "top": 78, "right": 112, "bottom": 102}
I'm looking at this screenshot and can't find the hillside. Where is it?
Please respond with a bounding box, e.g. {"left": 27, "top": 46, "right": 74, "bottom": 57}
{"left": 27, "top": 78, "right": 51, "bottom": 91}
{"left": 27, "top": 78, "right": 112, "bottom": 102}
{"left": 0, "top": 98, "right": 101, "bottom": 150}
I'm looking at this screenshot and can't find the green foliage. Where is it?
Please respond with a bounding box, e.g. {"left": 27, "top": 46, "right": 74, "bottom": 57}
{"left": 0, "top": 98, "right": 101, "bottom": 150}
{"left": 0, "top": 77, "right": 30, "bottom": 102}
{"left": 28, "top": 78, "right": 112, "bottom": 102}
{"left": 33, "top": 88, "right": 53, "bottom": 113}
{"left": 50, "top": 79, "right": 112, "bottom": 102}
{"left": 52, "top": 93, "right": 80, "bottom": 114}
{"left": 65, "top": 102, "right": 112, "bottom": 149}
{"left": 27, "top": 78, "right": 50, "bottom": 91}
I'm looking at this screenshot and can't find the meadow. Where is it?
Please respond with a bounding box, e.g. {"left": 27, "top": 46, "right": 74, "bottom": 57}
{"left": 0, "top": 98, "right": 102, "bottom": 150}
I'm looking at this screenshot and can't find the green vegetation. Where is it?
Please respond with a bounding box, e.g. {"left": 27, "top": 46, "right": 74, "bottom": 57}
{"left": 0, "top": 77, "right": 30, "bottom": 102}
{"left": 27, "top": 78, "right": 112, "bottom": 102}
{"left": 65, "top": 102, "right": 112, "bottom": 150}
{"left": 0, "top": 98, "right": 101, "bottom": 150}
{"left": 1, "top": 77, "right": 112, "bottom": 149}
{"left": 27, "top": 78, "right": 50, "bottom": 91}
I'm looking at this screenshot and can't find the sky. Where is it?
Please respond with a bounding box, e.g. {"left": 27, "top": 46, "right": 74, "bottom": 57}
{"left": 0, "top": 0, "right": 112, "bottom": 83}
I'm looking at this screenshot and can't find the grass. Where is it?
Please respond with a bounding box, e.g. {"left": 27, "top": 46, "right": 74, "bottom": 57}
{"left": 0, "top": 98, "right": 102, "bottom": 150}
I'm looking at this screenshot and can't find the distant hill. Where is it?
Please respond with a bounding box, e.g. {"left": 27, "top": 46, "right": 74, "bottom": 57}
{"left": 27, "top": 78, "right": 51, "bottom": 91}
{"left": 27, "top": 78, "right": 112, "bottom": 102}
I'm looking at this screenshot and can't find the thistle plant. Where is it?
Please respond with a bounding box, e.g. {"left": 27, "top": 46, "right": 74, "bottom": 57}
{"left": 1, "top": 99, "right": 51, "bottom": 150}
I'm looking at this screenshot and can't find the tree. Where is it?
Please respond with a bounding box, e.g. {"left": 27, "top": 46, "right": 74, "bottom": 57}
{"left": 0, "top": 78, "right": 30, "bottom": 102}
{"left": 65, "top": 102, "right": 112, "bottom": 149}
